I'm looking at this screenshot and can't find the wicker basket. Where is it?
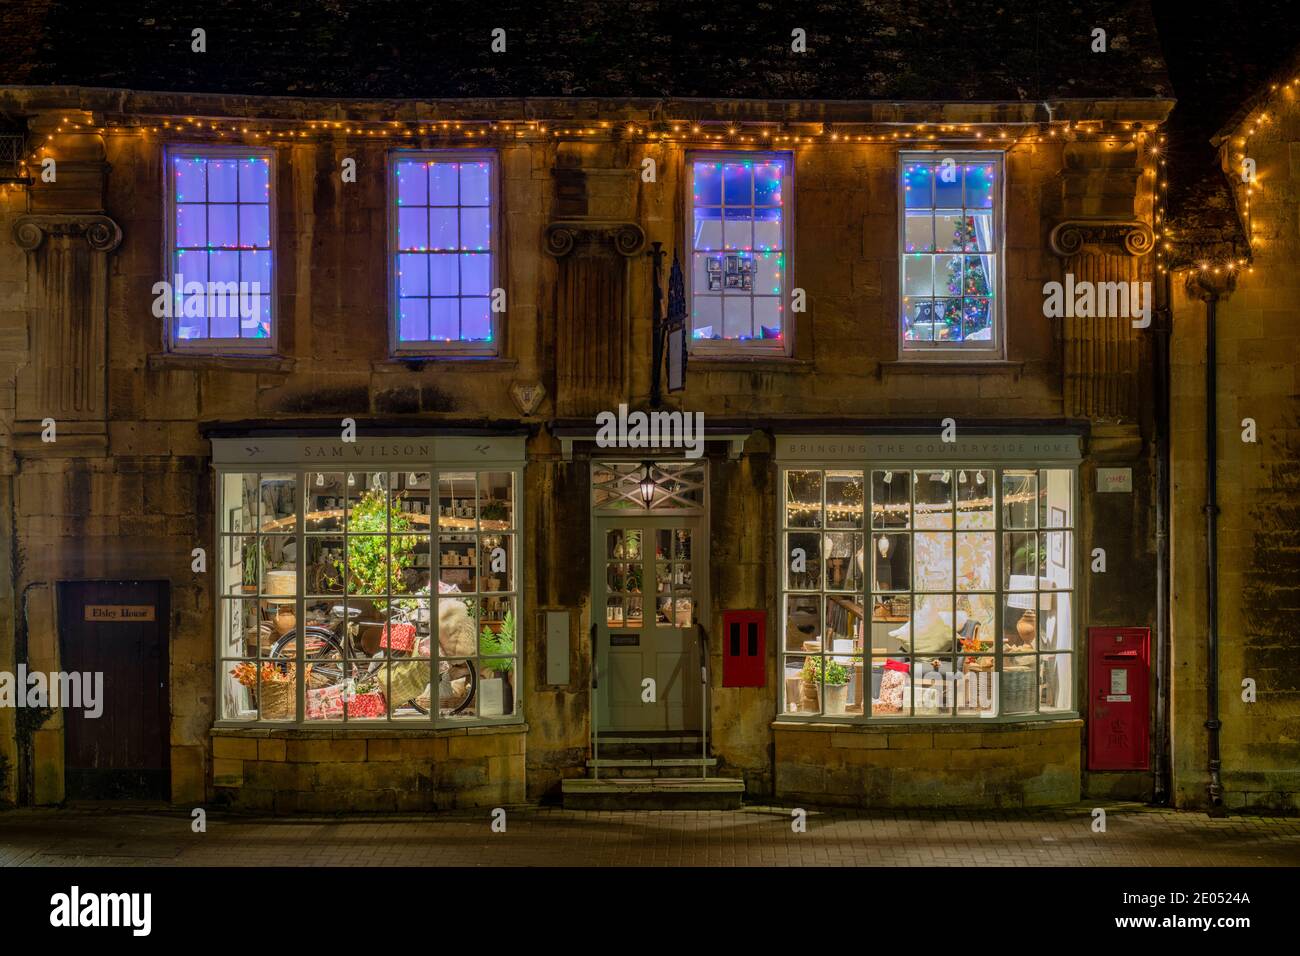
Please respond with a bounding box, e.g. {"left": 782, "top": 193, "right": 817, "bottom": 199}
{"left": 259, "top": 680, "right": 295, "bottom": 720}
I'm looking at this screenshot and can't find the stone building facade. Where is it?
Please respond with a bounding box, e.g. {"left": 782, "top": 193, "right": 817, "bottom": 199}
{"left": 0, "top": 6, "right": 1214, "bottom": 812}
{"left": 1166, "top": 70, "right": 1300, "bottom": 813}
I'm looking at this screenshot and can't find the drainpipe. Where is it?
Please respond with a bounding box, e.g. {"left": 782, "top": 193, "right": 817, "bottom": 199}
{"left": 1151, "top": 271, "right": 1172, "bottom": 805}
{"left": 1203, "top": 291, "right": 1224, "bottom": 809}
{"left": 1187, "top": 271, "right": 1234, "bottom": 810}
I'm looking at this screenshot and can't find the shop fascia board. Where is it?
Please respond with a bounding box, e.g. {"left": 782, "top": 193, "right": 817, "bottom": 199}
{"left": 210, "top": 430, "right": 528, "bottom": 470}
{"left": 550, "top": 421, "right": 754, "bottom": 462}
{"left": 773, "top": 431, "right": 1083, "bottom": 464}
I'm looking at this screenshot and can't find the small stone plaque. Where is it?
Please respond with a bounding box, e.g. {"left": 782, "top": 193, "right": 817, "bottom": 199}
{"left": 1096, "top": 467, "right": 1132, "bottom": 493}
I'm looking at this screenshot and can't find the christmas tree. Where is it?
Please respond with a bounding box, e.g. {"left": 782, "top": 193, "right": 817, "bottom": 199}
{"left": 942, "top": 217, "right": 990, "bottom": 340}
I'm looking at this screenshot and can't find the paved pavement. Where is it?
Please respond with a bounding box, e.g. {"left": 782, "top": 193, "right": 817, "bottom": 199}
{"left": 1, "top": 802, "right": 1298, "bottom": 866}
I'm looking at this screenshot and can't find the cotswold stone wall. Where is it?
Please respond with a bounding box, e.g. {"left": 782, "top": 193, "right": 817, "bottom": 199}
{"left": 1170, "top": 107, "right": 1300, "bottom": 811}
{"left": 210, "top": 726, "right": 526, "bottom": 812}
{"left": 775, "top": 720, "right": 1083, "bottom": 808}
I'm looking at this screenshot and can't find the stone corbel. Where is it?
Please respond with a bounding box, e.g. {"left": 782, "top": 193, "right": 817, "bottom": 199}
{"left": 13, "top": 213, "right": 123, "bottom": 253}
{"left": 545, "top": 220, "right": 646, "bottom": 258}
{"left": 1048, "top": 219, "right": 1154, "bottom": 258}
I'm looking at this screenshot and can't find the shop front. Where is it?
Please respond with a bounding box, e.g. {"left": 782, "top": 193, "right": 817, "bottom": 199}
{"left": 206, "top": 432, "right": 528, "bottom": 812}
{"left": 198, "top": 428, "right": 1094, "bottom": 811}
{"left": 769, "top": 432, "right": 1086, "bottom": 808}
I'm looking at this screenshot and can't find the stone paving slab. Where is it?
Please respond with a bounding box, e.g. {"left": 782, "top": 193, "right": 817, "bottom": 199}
{"left": 1, "top": 803, "right": 1298, "bottom": 867}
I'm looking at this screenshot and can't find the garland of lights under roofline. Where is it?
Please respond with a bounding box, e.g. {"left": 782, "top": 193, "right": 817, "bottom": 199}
{"left": 11, "top": 115, "right": 1168, "bottom": 183}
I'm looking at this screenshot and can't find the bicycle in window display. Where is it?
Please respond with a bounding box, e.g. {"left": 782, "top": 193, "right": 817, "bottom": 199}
{"left": 267, "top": 582, "right": 478, "bottom": 717}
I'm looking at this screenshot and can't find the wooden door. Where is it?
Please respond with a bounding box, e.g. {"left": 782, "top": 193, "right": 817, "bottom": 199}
{"left": 596, "top": 518, "right": 701, "bottom": 731}
{"left": 58, "top": 581, "right": 170, "bottom": 800}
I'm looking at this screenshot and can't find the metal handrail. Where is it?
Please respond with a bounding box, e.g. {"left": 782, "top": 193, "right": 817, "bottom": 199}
{"left": 697, "top": 622, "right": 709, "bottom": 779}
{"left": 590, "top": 622, "right": 598, "bottom": 780}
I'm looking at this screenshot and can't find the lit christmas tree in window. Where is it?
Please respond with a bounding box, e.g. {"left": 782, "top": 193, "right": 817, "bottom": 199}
{"left": 942, "top": 216, "right": 991, "bottom": 340}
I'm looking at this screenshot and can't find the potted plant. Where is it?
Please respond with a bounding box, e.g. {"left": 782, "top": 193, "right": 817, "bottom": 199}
{"left": 478, "top": 609, "right": 515, "bottom": 716}
{"left": 802, "top": 656, "right": 850, "bottom": 715}
{"left": 240, "top": 539, "right": 266, "bottom": 594}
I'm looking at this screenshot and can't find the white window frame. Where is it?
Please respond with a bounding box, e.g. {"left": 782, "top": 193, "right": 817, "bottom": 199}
{"left": 685, "top": 149, "right": 794, "bottom": 356}
{"left": 387, "top": 149, "right": 501, "bottom": 357}
{"left": 163, "top": 144, "right": 277, "bottom": 355}
{"left": 898, "top": 150, "right": 1005, "bottom": 361}
{"left": 774, "top": 435, "right": 1080, "bottom": 724}
{"left": 211, "top": 436, "right": 525, "bottom": 730}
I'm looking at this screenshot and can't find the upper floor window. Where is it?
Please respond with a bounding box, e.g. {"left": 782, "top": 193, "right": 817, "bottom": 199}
{"left": 900, "top": 152, "right": 1002, "bottom": 358}
{"left": 165, "top": 146, "right": 274, "bottom": 351}
{"left": 390, "top": 151, "right": 498, "bottom": 355}
{"left": 687, "top": 152, "right": 790, "bottom": 353}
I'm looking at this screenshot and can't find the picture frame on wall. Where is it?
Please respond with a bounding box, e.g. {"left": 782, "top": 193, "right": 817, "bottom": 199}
{"left": 228, "top": 508, "right": 242, "bottom": 570}
{"left": 1048, "top": 507, "right": 1067, "bottom": 569}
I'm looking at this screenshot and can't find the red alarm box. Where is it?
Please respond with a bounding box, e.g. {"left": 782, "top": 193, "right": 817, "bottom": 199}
{"left": 1087, "top": 627, "right": 1150, "bottom": 771}
{"left": 722, "top": 610, "right": 765, "bottom": 687}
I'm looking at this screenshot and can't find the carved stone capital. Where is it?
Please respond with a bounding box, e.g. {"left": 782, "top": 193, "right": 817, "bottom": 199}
{"left": 545, "top": 220, "right": 645, "bottom": 258}
{"left": 1049, "top": 219, "right": 1154, "bottom": 258}
{"left": 13, "top": 214, "right": 123, "bottom": 253}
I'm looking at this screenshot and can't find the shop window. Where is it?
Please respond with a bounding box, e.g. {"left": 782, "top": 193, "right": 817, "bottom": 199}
{"left": 165, "top": 145, "right": 274, "bottom": 351}
{"left": 687, "top": 151, "right": 790, "bottom": 352}
{"left": 899, "top": 152, "right": 1002, "bottom": 357}
{"left": 390, "top": 151, "right": 498, "bottom": 354}
{"left": 217, "top": 467, "right": 519, "bottom": 726}
{"left": 780, "top": 465, "right": 1074, "bottom": 720}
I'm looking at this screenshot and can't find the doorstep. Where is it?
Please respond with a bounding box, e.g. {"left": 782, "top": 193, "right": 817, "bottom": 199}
{"left": 563, "top": 777, "right": 745, "bottom": 811}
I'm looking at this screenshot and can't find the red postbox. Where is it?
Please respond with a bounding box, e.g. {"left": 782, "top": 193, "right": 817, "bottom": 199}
{"left": 722, "top": 610, "right": 765, "bottom": 687}
{"left": 1087, "top": 626, "right": 1150, "bottom": 771}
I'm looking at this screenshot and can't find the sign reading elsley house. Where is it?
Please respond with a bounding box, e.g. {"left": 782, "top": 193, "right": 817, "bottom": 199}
{"left": 83, "top": 605, "right": 156, "bottom": 622}
{"left": 775, "top": 434, "right": 1082, "bottom": 463}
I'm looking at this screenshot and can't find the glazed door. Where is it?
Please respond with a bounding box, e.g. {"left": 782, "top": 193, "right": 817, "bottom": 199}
{"left": 596, "top": 517, "right": 702, "bottom": 731}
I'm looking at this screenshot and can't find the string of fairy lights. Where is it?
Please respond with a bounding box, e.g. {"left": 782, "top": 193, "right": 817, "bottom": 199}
{"left": 786, "top": 487, "right": 1043, "bottom": 519}
{"left": 10, "top": 113, "right": 1167, "bottom": 180}
{"left": 1209, "top": 74, "right": 1300, "bottom": 275}
{"left": 9, "top": 111, "right": 1191, "bottom": 285}
{"left": 1155, "top": 73, "right": 1300, "bottom": 278}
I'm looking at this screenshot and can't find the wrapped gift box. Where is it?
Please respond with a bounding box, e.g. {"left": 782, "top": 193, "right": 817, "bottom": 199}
{"left": 348, "top": 692, "right": 387, "bottom": 718}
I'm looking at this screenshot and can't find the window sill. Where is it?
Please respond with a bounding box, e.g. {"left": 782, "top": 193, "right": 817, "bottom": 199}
{"left": 148, "top": 352, "right": 295, "bottom": 374}
{"left": 879, "top": 359, "right": 1023, "bottom": 377}
{"left": 211, "top": 721, "right": 527, "bottom": 739}
{"left": 772, "top": 716, "right": 1081, "bottom": 732}
{"left": 373, "top": 357, "right": 518, "bottom": 373}
{"left": 688, "top": 356, "right": 814, "bottom": 373}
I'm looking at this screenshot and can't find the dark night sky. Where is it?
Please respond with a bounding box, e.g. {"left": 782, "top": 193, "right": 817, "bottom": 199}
{"left": 4, "top": 1, "right": 1300, "bottom": 243}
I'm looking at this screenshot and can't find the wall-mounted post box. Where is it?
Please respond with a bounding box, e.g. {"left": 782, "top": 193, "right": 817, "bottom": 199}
{"left": 722, "top": 610, "right": 765, "bottom": 687}
{"left": 1087, "top": 626, "right": 1150, "bottom": 771}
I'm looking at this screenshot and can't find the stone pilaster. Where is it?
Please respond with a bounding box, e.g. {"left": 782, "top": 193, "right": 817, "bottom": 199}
{"left": 10, "top": 118, "right": 119, "bottom": 457}
{"left": 1051, "top": 140, "right": 1155, "bottom": 422}
{"left": 545, "top": 219, "right": 645, "bottom": 417}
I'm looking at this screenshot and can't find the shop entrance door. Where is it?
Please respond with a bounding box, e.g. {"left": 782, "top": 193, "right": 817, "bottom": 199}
{"left": 594, "top": 516, "right": 703, "bottom": 732}
{"left": 58, "top": 580, "right": 170, "bottom": 800}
